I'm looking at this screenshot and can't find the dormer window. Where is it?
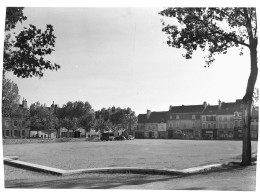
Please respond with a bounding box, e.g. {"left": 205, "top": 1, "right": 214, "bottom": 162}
{"left": 176, "top": 115, "right": 180, "bottom": 119}
{"left": 192, "top": 115, "right": 195, "bottom": 119}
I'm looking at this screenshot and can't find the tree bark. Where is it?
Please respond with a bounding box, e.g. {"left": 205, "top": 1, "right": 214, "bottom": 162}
{"left": 241, "top": 46, "right": 258, "bottom": 166}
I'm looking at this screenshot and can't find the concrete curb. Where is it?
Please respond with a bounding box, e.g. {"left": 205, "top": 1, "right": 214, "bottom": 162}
{"left": 4, "top": 155, "right": 253, "bottom": 177}
{"left": 4, "top": 157, "right": 66, "bottom": 175}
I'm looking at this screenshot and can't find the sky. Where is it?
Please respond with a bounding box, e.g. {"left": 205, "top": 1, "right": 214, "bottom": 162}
{"left": 3, "top": 6, "right": 256, "bottom": 115}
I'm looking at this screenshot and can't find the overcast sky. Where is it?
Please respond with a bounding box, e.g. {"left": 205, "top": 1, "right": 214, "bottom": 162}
{"left": 4, "top": 7, "right": 254, "bottom": 115}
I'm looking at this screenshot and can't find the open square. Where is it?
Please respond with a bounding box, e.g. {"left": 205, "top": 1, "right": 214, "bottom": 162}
{"left": 3, "top": 140, "right": 258, "bottom": 170}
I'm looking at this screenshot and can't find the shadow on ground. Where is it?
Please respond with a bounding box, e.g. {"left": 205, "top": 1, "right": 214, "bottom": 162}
{"left": 5, "top": 173, "right": 182, "bottom": 189}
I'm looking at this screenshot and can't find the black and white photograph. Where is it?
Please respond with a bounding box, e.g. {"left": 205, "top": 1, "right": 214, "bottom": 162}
{"left": 1, "top": 0, "right": 259, "bottom": 191}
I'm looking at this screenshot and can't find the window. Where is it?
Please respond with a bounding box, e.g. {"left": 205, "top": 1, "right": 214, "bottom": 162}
{"left": 239, "top": 120, "right": 243, "bottom": 127}
{"left": 224, "top": 123, "right": 227, "bottom": 128}
{"left": 14, "top": 130, "right": 17, "bottom": 136}
{"left": 234, "top": 120, "right": 238, "bottom": 127}
{"left": 202, "top": 123, "right": 206, "bottom": 129}
{"left": 207, "top": 123, "right": 211, "bottom": 129}
{"left": 176, "top": 122, "right": 179, "bottom": 128}
{"left": 176, "top": 115, "right": 180, "bottom": 119}
{"left": 192, "top": 115, "right": 196, "bottom": 119}
{"left": 22, "top": 130, "right": 25, "bottom": 136}
{"left": 213, "top": 123, "right": 216, "bottom": 129}
{"left": 5, "top": 130, "right": 9, "bottom": 136}
{"left": 17, "top": 131, "right": 21, "bottom": 137}
{"left": 202, "top": 116, "right": 206, "bottom": 121}
{"left": 13, "top": 120, "right": 18, "bottom": 127}
{"left": 5, "top": 120, "right": 10, "bottom": 127}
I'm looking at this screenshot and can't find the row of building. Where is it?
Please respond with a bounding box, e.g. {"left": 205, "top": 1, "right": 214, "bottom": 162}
{"left": 2, "top": 100, "right": 127, "bottom": 139}
{"left": 132, "top": 99, "right": 259, "bottom": 140}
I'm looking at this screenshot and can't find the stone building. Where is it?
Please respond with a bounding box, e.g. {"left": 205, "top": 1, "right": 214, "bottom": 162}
{"left": 2, "top": 98, "right": 30, "bottom": 139}
{"left": 136, "top": 110, "right": 167, "bottom": 139}
{"left": 167, "top": 103, "right": 206, "bottom": 139}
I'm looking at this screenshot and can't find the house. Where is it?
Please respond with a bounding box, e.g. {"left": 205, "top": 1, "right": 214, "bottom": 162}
{"left": 233, "top": 100, "right": 243, "bottom": 139}
{"left": 30, "top": 129, "right": 57, "bottom": 139}
{"left": 167, "top": 103, "right": 206, "bottom": 139}
{"left": 216, "top": 100, "right": 236, "bottom": 140}
{"left": 136, "top": 110, "right": 167, "bottom": 139}
{"left": 2, "top": 98, "right": 30, "bottom": 139}
{"left": 59, "top": 127, "right": 88, "bottom": 138}
{"left": 251, "top": 108, "right": 259, "bottom": 140}
{"left": 60, "top": 127, "right": 74, "bottom": 138}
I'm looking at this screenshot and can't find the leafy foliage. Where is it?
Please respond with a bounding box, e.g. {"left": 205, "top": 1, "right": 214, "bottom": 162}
{"left": 159, "top": 8, "right": 257, "bottom": 66}
{"left": 4, "top": 7, "right": 60, "bottom": 78}
{"left": 29, "top": 102, "right": 58, "bottom": 131}
{"left": 56, "top": 101, "right": 95, "bottom": 132}
{"left": 2, "top": 76, "right": 20, "bottom": 117}
{"left": 95, "top": 107, "right": 137, "bottom": 131}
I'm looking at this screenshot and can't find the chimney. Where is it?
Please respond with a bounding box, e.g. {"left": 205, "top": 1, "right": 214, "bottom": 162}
{"left": 147, "top": 110, "right": 151, "bottom": 119}
{"left": 22, "top": 98, "right": 27, "bottom": 109}
{"left": 218, "top": 99, "right": 222, "bottom": 110}
{"left": 51, "top": 101, "right": 55, "bottom": 108}
{"left": 203, "top": 101, "right": 207, "bottom": 109}
{"left": 169, "top": 105, "right": 172, "bottom": 110}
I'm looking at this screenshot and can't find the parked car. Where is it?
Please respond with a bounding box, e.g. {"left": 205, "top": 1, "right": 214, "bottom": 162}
{"left": 100, "top": 131, "right": 115, "bottom": 141}
{"left": 128, "top": 135, "right": 135, "bottom": 140}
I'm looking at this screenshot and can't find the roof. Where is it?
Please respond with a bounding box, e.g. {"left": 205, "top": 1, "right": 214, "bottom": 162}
{"left": 202, "top": 105, "right": 219, "bottom": 115}
{"left": 217, "top": 102, "right": 237, "bottom": 115}
{"left": 202, "top": 100, "right": 243, "bottom": 115}
{"left": 138, "top": 111, "right": 168, "bottom": 124}
{"left": 169, "top": 105, "right": 204, "bottom": 113}
{"left": 169, "top": 113, "right": 200, "bottom": 120}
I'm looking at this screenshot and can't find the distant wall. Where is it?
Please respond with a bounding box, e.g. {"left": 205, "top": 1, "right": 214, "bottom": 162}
{"left": 3, "top": 138, "right": 86, "bottom": 145}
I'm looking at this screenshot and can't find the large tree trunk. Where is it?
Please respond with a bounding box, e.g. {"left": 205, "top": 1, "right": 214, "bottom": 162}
{"left": 241, "top": 45, "right": 258, "bottom": 166}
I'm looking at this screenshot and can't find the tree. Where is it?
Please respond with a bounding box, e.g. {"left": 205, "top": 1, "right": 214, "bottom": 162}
{"left": 2, "top": 76, "right": 20, "bottom": 117}
{"left": 29, "top": 102, "right": 57, "bottom": 137}
{"left": 57, "top": 101, "right": 95, "bottom": 136}
{"left": 4, "top": 7, "right": 60, "bottom": 78}
{"left": 159, "top": 8, "right": 257, "bottom": 165}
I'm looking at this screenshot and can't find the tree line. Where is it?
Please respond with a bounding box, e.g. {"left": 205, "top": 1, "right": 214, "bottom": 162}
{"left": 2, "top": 76, "right": 137, "bottom": 137}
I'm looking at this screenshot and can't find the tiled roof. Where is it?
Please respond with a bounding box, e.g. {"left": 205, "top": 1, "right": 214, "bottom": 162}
{"left": 217, "top": 102, "right": 237, "bottom": 115}
{"left": 169, "top": 105, "right": 204, "bottom": 113}
{"left": 138, "top": 111, "right": 167, "bottom": 123}
{"left": 202, "top": 105, "right": 219, "bottom": 115}
{"left": 203, "top": 100, "right": 243, "bottom": 115}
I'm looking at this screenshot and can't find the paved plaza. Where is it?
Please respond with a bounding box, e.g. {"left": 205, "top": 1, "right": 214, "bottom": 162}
{"left": 3, "top": 139, "right": 258, "bottom": 170}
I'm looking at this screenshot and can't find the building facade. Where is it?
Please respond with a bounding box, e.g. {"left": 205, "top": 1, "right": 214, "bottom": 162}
{"left": 136, "top": 110, "right": 167, "bottom": 139}
{"left": 136, "top": 99, "right": 258, "bottom": 140}
{"left": 167, "top": 103, "right": 206, "bottom": 139}
{"left": 2, "top": 99, "right": 30, "bottom": 139}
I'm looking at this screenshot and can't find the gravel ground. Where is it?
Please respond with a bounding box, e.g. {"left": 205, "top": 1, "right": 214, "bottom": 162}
{"left": 3, "top": 139, "right": 258, "bottom": 171}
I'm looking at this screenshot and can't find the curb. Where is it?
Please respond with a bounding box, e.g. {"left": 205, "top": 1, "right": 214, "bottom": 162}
{"left": 4, "top": 156, "right": 253, "bottom": 177}
{"left": 4, "top": 157, "right": 66, "bottom": 175}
